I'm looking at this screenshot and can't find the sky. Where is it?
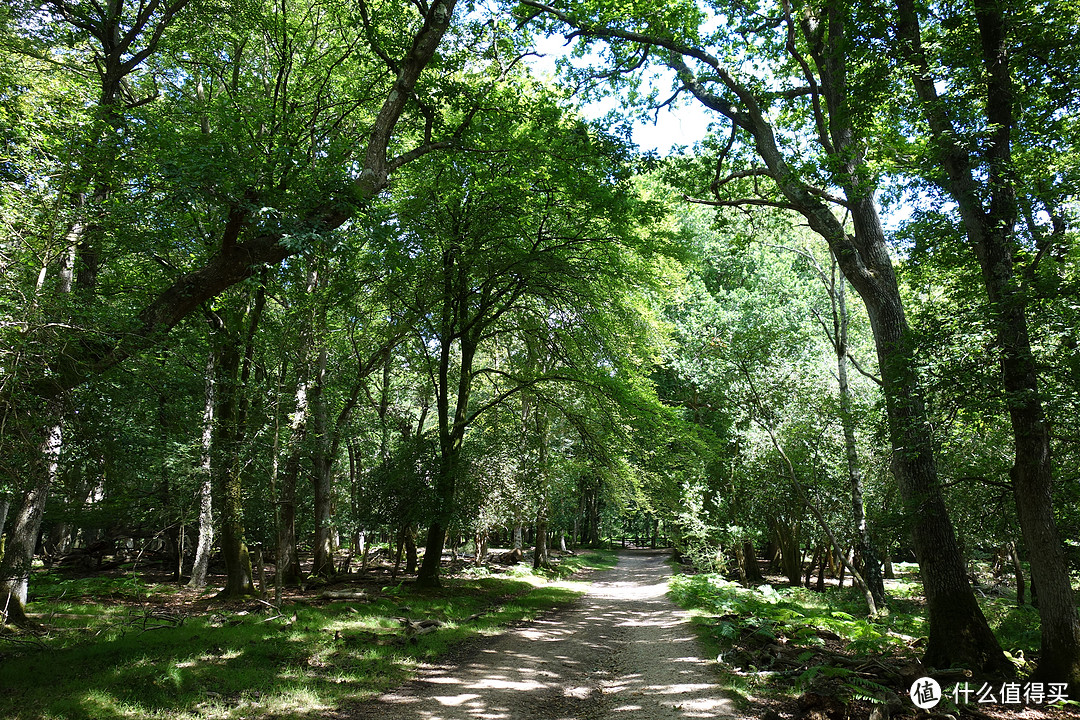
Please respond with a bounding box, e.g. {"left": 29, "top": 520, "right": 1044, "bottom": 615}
{"left": 525, "top": 29, "right": 915, "bottom": 230}
{"left": 527, "top": 33, "right": 715, "bottom": 155}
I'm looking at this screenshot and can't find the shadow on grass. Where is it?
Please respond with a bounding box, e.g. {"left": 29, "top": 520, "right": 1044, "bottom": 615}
{"left": 0, "top": 577, "right": 582, "bottom": 720}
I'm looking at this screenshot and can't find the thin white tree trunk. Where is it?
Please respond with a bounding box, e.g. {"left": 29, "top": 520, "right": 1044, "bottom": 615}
{"left": 187, "top": 351, "right": 215, "bottom": 588}
{"left": 0, "top": 497, "right": 10, "bottom": 543}
{"left": 0, "top": 422, "right": 61, "bottom": 625}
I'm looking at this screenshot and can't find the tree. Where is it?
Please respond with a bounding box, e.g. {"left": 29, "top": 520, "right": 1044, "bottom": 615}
{"left": 374, "top": 87, "right": 667, "bottom": 585}
{"left": 0, "top": 0, "right": 460, "bottom": 621}
{"left": 892, "top": 0, "right": 1080, "bottom": 686}
{"left": 1, "top": 0, "right": 193, "bottom": 625}
{"left": 777, "top": 240, "right": 887, "bottom": 609}
{"left": 523, "top": 0, "right": 1010, "bottom": 671}
{"left": 658, "top": 203, "right": 887, "bottom": 612}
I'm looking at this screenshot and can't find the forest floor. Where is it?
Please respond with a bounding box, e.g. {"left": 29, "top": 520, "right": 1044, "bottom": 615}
{"left": 335, "top": 550, "right": 1078, "bottom": 720}
{"left": 1, "top": 549, "right": 1076, "bottom": 720}
{"left": 0, "top": 549, "right": 614, "bottom": 719}
{"left": 338, "top": 547, "right": 734, "bottom": 720}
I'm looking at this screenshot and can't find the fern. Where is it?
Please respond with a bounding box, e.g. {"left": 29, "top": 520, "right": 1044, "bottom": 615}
{"left": 795, "top": 664, "right": 854, "bottom": 692}
{"left": 843, "top": 676, "right": 893, "bottom": 704}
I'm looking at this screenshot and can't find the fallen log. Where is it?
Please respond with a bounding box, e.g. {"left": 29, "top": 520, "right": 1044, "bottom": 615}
{"left": 320, "top": 590, "right": 368, "bottom": 601}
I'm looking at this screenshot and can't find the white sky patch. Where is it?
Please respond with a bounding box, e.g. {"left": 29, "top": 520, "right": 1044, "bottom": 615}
{"left": 527, "top": 32, "right": 714, "bottom": 154}
{"left": 524, "top": 24, "right": 914, "bottom": 233}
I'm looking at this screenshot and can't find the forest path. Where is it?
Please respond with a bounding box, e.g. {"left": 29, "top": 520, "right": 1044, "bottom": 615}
{"left": 338, "top": 549, "right": 735, "bottom": 720}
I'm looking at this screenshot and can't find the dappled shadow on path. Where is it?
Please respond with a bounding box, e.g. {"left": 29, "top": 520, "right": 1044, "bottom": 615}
{"left": 338, "top": 550, "right": 734, "bottom": 720}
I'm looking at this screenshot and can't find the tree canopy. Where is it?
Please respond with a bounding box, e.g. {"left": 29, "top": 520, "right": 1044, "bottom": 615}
{"left": 1, "top": 0, "right": 1079, "bottom": 700}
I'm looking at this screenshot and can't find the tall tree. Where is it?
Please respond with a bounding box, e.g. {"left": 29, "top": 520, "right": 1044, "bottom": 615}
{"left": 523, "top": 0, "right": 1010, "bottom": 671}
{"left": 0, "top": 0, "right": 460, "bottom": 620}
{"left": 780, "top": 241, "right": 887, "bottom": 609}
{"left": 380, "top": 90, "right": 666, "bottom": 586}
{"left": 892, "top": 0, "right": 1080, "bottom": 686}
{"left": 1, "top": 0, "right": 192, "bottom": 625}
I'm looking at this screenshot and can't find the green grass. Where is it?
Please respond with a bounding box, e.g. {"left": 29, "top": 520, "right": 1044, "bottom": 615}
{"left": 0, "top": 558, "right": 612, "bottom": 720}
{"left": 667, "top": 568, "right": 1053, "bottom": 705}
{"left": 545, "top": 549, "right": 619, "bottom": 578}
{"left": 30, "top": 571, "right": 181, "bottom": 603}
{"left": 670, "top": 574, "right": 913, "bottom": 653}
{"left": 667, "top": 574, "right": 919, "bottom": 707}
{"left": 669, "top": 570, "right": 1047, "bottom": 655}
{"left": 456, "top": 549, "right": 618, "bottom": 581}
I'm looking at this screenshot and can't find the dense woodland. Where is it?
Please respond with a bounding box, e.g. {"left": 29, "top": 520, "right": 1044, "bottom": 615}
{"left": 1, "top": 0, "right": 1079, "bottom": 703}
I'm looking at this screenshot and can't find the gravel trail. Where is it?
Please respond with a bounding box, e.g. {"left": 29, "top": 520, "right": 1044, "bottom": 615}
{"left": 340, "top": 549, "right": 734, "bottom": 720}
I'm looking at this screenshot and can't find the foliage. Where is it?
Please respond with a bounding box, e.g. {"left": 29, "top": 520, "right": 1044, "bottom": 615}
{"left": 0, "top": 0, "right": 1077, "bottom": 692}
{"left": 669, "top": 574, "right": 906, "bottom": 655}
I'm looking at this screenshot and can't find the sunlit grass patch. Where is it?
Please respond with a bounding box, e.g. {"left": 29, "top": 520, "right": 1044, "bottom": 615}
{"left": 671, "top": 574, "right": 910, "bottom": 646}
{"left": 0, "top": 555, "right": 608, "bottom": 720}
{"left": 560, "top": 549, "right": 619, "bottom": 573}
{"left": 668, "top": 567, "right": 1055, "bottom": 708}
{"left": 29, "top": 570, "right": 177, "bottom": 603}
{"left": 668, "top": 574, "right": 917, "bottom": 702}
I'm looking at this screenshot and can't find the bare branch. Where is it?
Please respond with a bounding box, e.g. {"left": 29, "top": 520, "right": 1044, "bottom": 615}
{"left": 683, "top": 194, "right": 798, "bottom": 212}
{"left": 846, "top": 352, "right": 882, "bottom": 387}
{"left": 781, "top": 0, "right": 833, "bottom": 155}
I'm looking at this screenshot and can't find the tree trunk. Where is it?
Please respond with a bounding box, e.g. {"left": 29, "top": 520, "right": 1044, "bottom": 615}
{"left": 773, "top": 519, "right": 803, "bottom": 586}
{"left": 404, "top": 526, "right": 418, "bottom": 574}
{"left": 359, "top": 530, "right": 369, "bottom": 572}
{"left": 513, "top": 524, "right": 523, "bottom": 551}
{"left": 416, "top": 274, "right": 479, "bottom": 586}
{"left": 805, "top": 546, "right": 819, "bottom": 588}
{"left": 0, "top": 421, "right": 61, "bottom": 626}
{"left": 0, "top": 496, "right": 9, "bottom": 546}
{"left": 269, "top": 357, "right": 286, "bottom": 605}
{"left": 418, "top": 522, "right": 446, "bottom": 586}
{"left": 310, "top": 347, "right": 335, "bottom": 578}
{"left": 533, "top": 513, "right": 549, "bottom": 570}
{"left": 217, "top": 465, "right": 254, "bottom": 598}
{"left": 734, "top": 541, "right": 748, "bottom": 585}
{"left": 1008, "top": 541, "right": 1025, "bottom": 607}
{"left": 341, "top": 440, "right": 361, "bottom": 575}
{"left": 417, "top": 395, "right": 464, "bottom": 588}
{"left": 392, "top": 527, "right": 405, "bottom": 580}
{"left": 0, "top": 233, "right": 77, "bottom": 623}
{"left": 744, "top": 542, "right": 763, "bottom": 581}
{"left": 254, "top": 545, "right": 266, "bottom": 598}
{"left": 833, "top": 268, "right": 887, "bottom": 608}
{"left": 277, "top": 363, "right": 311, "bottom": 586}
{"left": 188, "top": 350, "right": 216, "bottom": 588}
{"left": 895, "top": 0, "right": 1078, "bottom": 683}
{"left": 212, "top": 328, "right": 255, "bottom": 599}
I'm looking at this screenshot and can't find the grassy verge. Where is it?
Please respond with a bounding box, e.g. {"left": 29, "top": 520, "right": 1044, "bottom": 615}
{"left": 546, "top": 549, "right": 619, "bottom": 578}
{"left": 666, "top": 568, "right": 1063, "bottom": 713}
{"left": 0, "top": 556, "right": 612, "bottom": 720}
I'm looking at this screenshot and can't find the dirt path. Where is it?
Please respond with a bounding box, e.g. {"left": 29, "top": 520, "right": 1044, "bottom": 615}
{"left": 339, "top": 549, "right": 735, "bottom": 720}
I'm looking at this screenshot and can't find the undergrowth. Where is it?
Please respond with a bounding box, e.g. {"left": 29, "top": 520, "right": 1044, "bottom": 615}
{"left": 667, "top": 571, "right": 1050, "bottom": 710}
{"left": 670, "top": 574, "right": 908, "bottom": 653}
